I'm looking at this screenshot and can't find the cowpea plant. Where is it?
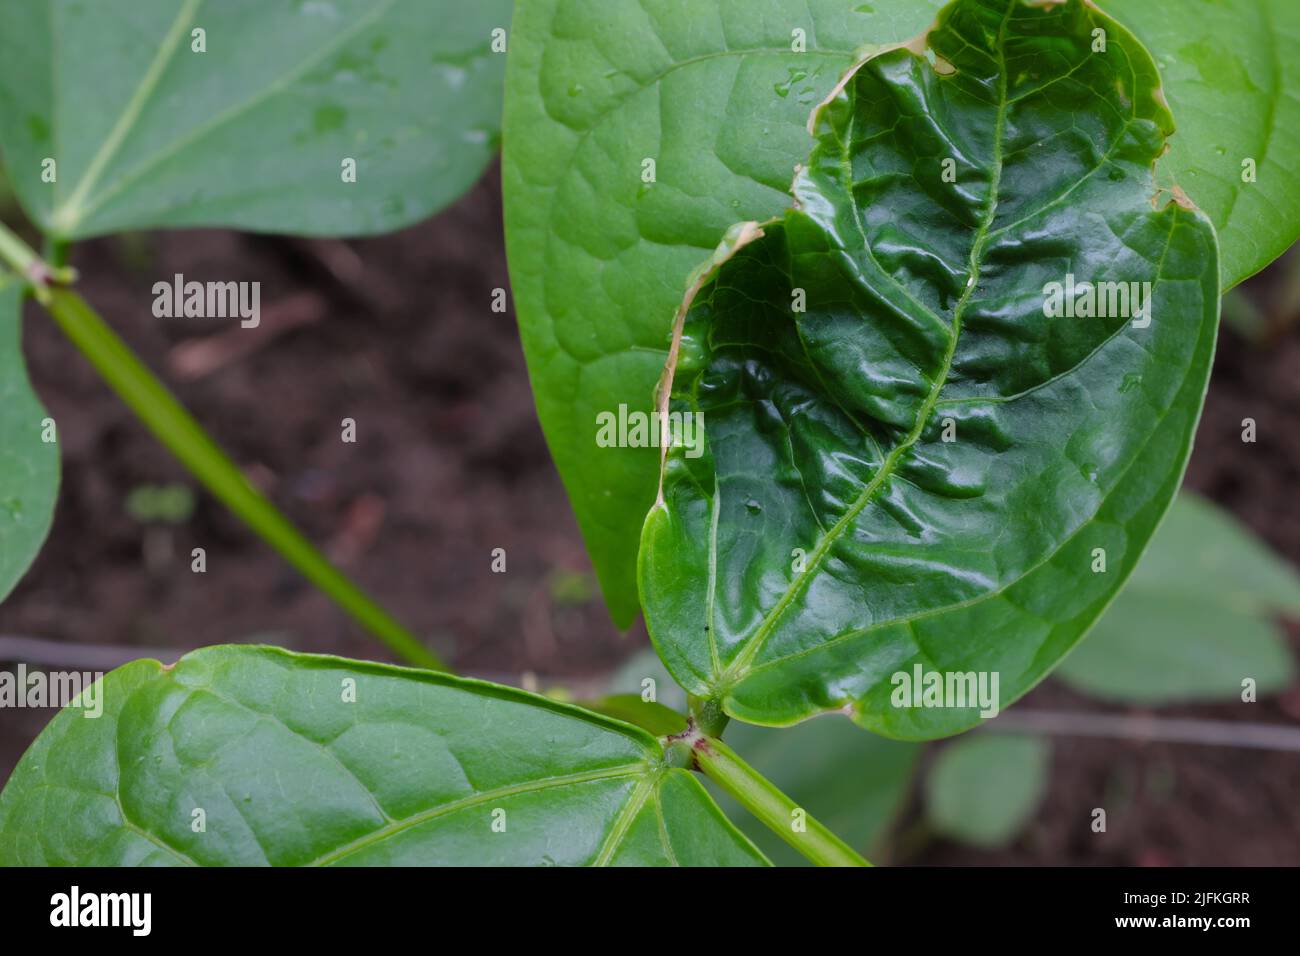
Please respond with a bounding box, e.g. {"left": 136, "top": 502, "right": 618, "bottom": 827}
{"left": 0, "top": 0, "right": 1296, "bottom": 866}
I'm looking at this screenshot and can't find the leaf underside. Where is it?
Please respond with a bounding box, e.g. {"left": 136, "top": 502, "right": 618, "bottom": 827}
{"left": 639, "top": 0, "right": 1221, "bottom": 739}
{"left": 0, "top": 646, "right": 767, "bottom": 866}
{"left": 0, "top": 0, "right": 510, "bottom": 238}
{"left": 0, "top": 281, "right": 58, "bottom": 603}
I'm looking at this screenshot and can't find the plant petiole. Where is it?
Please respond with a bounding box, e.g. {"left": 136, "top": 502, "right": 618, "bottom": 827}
{"left": 36, "top": 285, "right": 447, "bottom": 673}
{"left": 680, "top": 724, "right": 871, "bottom": 867}
{"left": 0, "top": 220, "right": 75, "bottom": 304}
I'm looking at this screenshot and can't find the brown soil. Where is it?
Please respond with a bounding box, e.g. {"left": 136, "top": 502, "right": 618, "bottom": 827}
{"left": 1, "top": 170, "right": 1296, "bottom": 865}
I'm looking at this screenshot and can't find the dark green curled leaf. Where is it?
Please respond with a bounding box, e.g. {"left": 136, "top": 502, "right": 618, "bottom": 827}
{"left": 0, "top": 646, "right": 767, "bottom": 866}
{"left": 639, "top": 0, "right": 1221, "bottom": 739}
{"left": 502, "top": 0, "right": 948, "bottom": 626}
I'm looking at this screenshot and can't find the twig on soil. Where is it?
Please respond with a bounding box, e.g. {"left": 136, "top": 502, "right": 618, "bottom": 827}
{"left": 166, "top": 290, "right": 326, "bottom": 381}
{"left": 0, "top": 635, "right": 181, "bottom": 670}
{"left": 987, "top": 708, "right": 1300, "bottom": 753}
{"left": 5, "top": 632, "right": 1297, "bottom": 754}
{"left": 0, "top": 635, "right": 611, "bottom": 695}
{"left": 327, "top": 494, "right": 387, "bottom": 566}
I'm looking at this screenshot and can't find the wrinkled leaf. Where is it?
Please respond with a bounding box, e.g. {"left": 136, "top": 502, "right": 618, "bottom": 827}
{"left": 1058, "top": 493, "right": 1298, "bottom": 703}
{"left": 0, "top": 646, "right": 767, "bottom": 866}
{"left": 503, "top": 0, "right": 946, "bottom": 625}
{"left": 504, "top": 0, "right": 1297, "bottom": 629}
{"left": 640, "top": 0, "right": 1221, "bottom": 739}
{"left": 706, "top": 718, "right": 919, "bottom": 867}
{"left": 0, "top": 279, "right": 57, "bottom": 603}
{"left": 925, "top": 734, "right": 1049, "bottom": 848}
{"left": 1103, "top": 0, "right": 1300, "bottom": 289}
{"left": 0, "top": 0, "right": 510, "bottom": 238}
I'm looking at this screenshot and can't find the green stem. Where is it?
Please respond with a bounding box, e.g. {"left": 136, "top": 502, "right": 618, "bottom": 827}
{"left": 43, "top": 287, "right": 446, "bottom": 672}
{"left": 2, "top": 220, "right": 442, "bottom": 670}
{"left": 0, "top": 221, "right": 38, "bottom": 274}
{"left": 0, "top": 220, "right": 74, "bottom": 303}
{"left": 43, "top": 235, "right": 71, "bottom": 270}
{"left": 692, "top": 731, "right": 870, "bottom": 867}
{"left": 688, "top": 694, "right": 729, "bottom": 738}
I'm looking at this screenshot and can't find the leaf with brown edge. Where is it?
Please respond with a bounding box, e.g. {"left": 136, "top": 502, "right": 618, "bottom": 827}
{"left": 638, "top": 0, "right": 1221, "bottom": 740}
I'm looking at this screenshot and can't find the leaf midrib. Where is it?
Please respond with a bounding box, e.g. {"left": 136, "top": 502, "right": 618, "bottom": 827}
{"left": 737, "top": 213, "right": 1194, "bottom": 682}
{"left": 49, "top": 0, "right": 202, "bottom": 233}
{"left": 717, "top": 4, "right": 1017, "bottom": 691}
{"left": 310, "top": 764, "right": 648, "bottom": 866}
{"left": 592, "top": 770, "right": 659, "bottom": 866}
{"left": 50, "top": 0, "right": 400, "bottom": 234}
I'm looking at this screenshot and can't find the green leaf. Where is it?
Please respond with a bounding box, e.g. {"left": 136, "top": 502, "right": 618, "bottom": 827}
{"left": 582, "top": 693, "right": 690, "bottom": 736}
{"left": 639, "top": 0, "right": 1221, "bottom": 739}
{"left": 1102, "top": 0, "right": 1300, "bottom": 289}
{"left": 1057, "top": 493, "right": 1298, "bottom": 703}
{"left": 503, "top": 0, "right": 946, "bottom": 625}
{"left": 0, "top": 0, "right": 511, "bottom": 239}
{"left": 706, "top": 719, "right": 919, "bottom": 867}
{"left": 0, "top": 279, "right": 57, "bottom": 603}
{"left": 1108, "top": 491, "right": 1300, "bottom": 617}
{"left": 924, "top": 734, "right": 1049, "bottom": 848}
{"left": 0, "top": 645, "right": 768, "bottom": 866}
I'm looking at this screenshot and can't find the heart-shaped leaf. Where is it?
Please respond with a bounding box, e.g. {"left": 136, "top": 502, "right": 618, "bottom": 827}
{"left": 1057, "top": 492, "right": 1298, "bottom": 703}
{"left": 1102, "top": 0, "right": 1300, "bottom": 289}
{"left": 0, "top": 0, "right": 511, "bottom": 238}
{"left": 0, "top": 279, "right": 57, "bottom": 603}
{"left": 0, "top": 646, "right": 767, "bottom": 866}
{"left": 503, "top": 0, "right": 946, "bottom": 625}
{"left": 639, "top": 0, "right": 1221, "bottom": 739}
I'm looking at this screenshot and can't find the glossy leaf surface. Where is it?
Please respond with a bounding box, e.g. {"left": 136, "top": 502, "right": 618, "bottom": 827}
{"left": 1058, "top": 493, "right": 1298, "bottom": 703}
{"left": 0, "top": 0, "right": 510, "bottom": 238}
{"left": 1103, "top": 0, "right": 1300, "bottom": 289}
{"left": 0, "top": 646, "right": 767, "bottom": 866}
{"left": 503, "top": 0, "right": 946, "bottom": 625}
{"left": 640, "top": 0, "right": 1221, "bottom": 739}
{"left": 503, "top": 0, "right": 1296, "bottom": 627}
{"left": 0, "top": 280, "right": 57, "bottom": 603}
